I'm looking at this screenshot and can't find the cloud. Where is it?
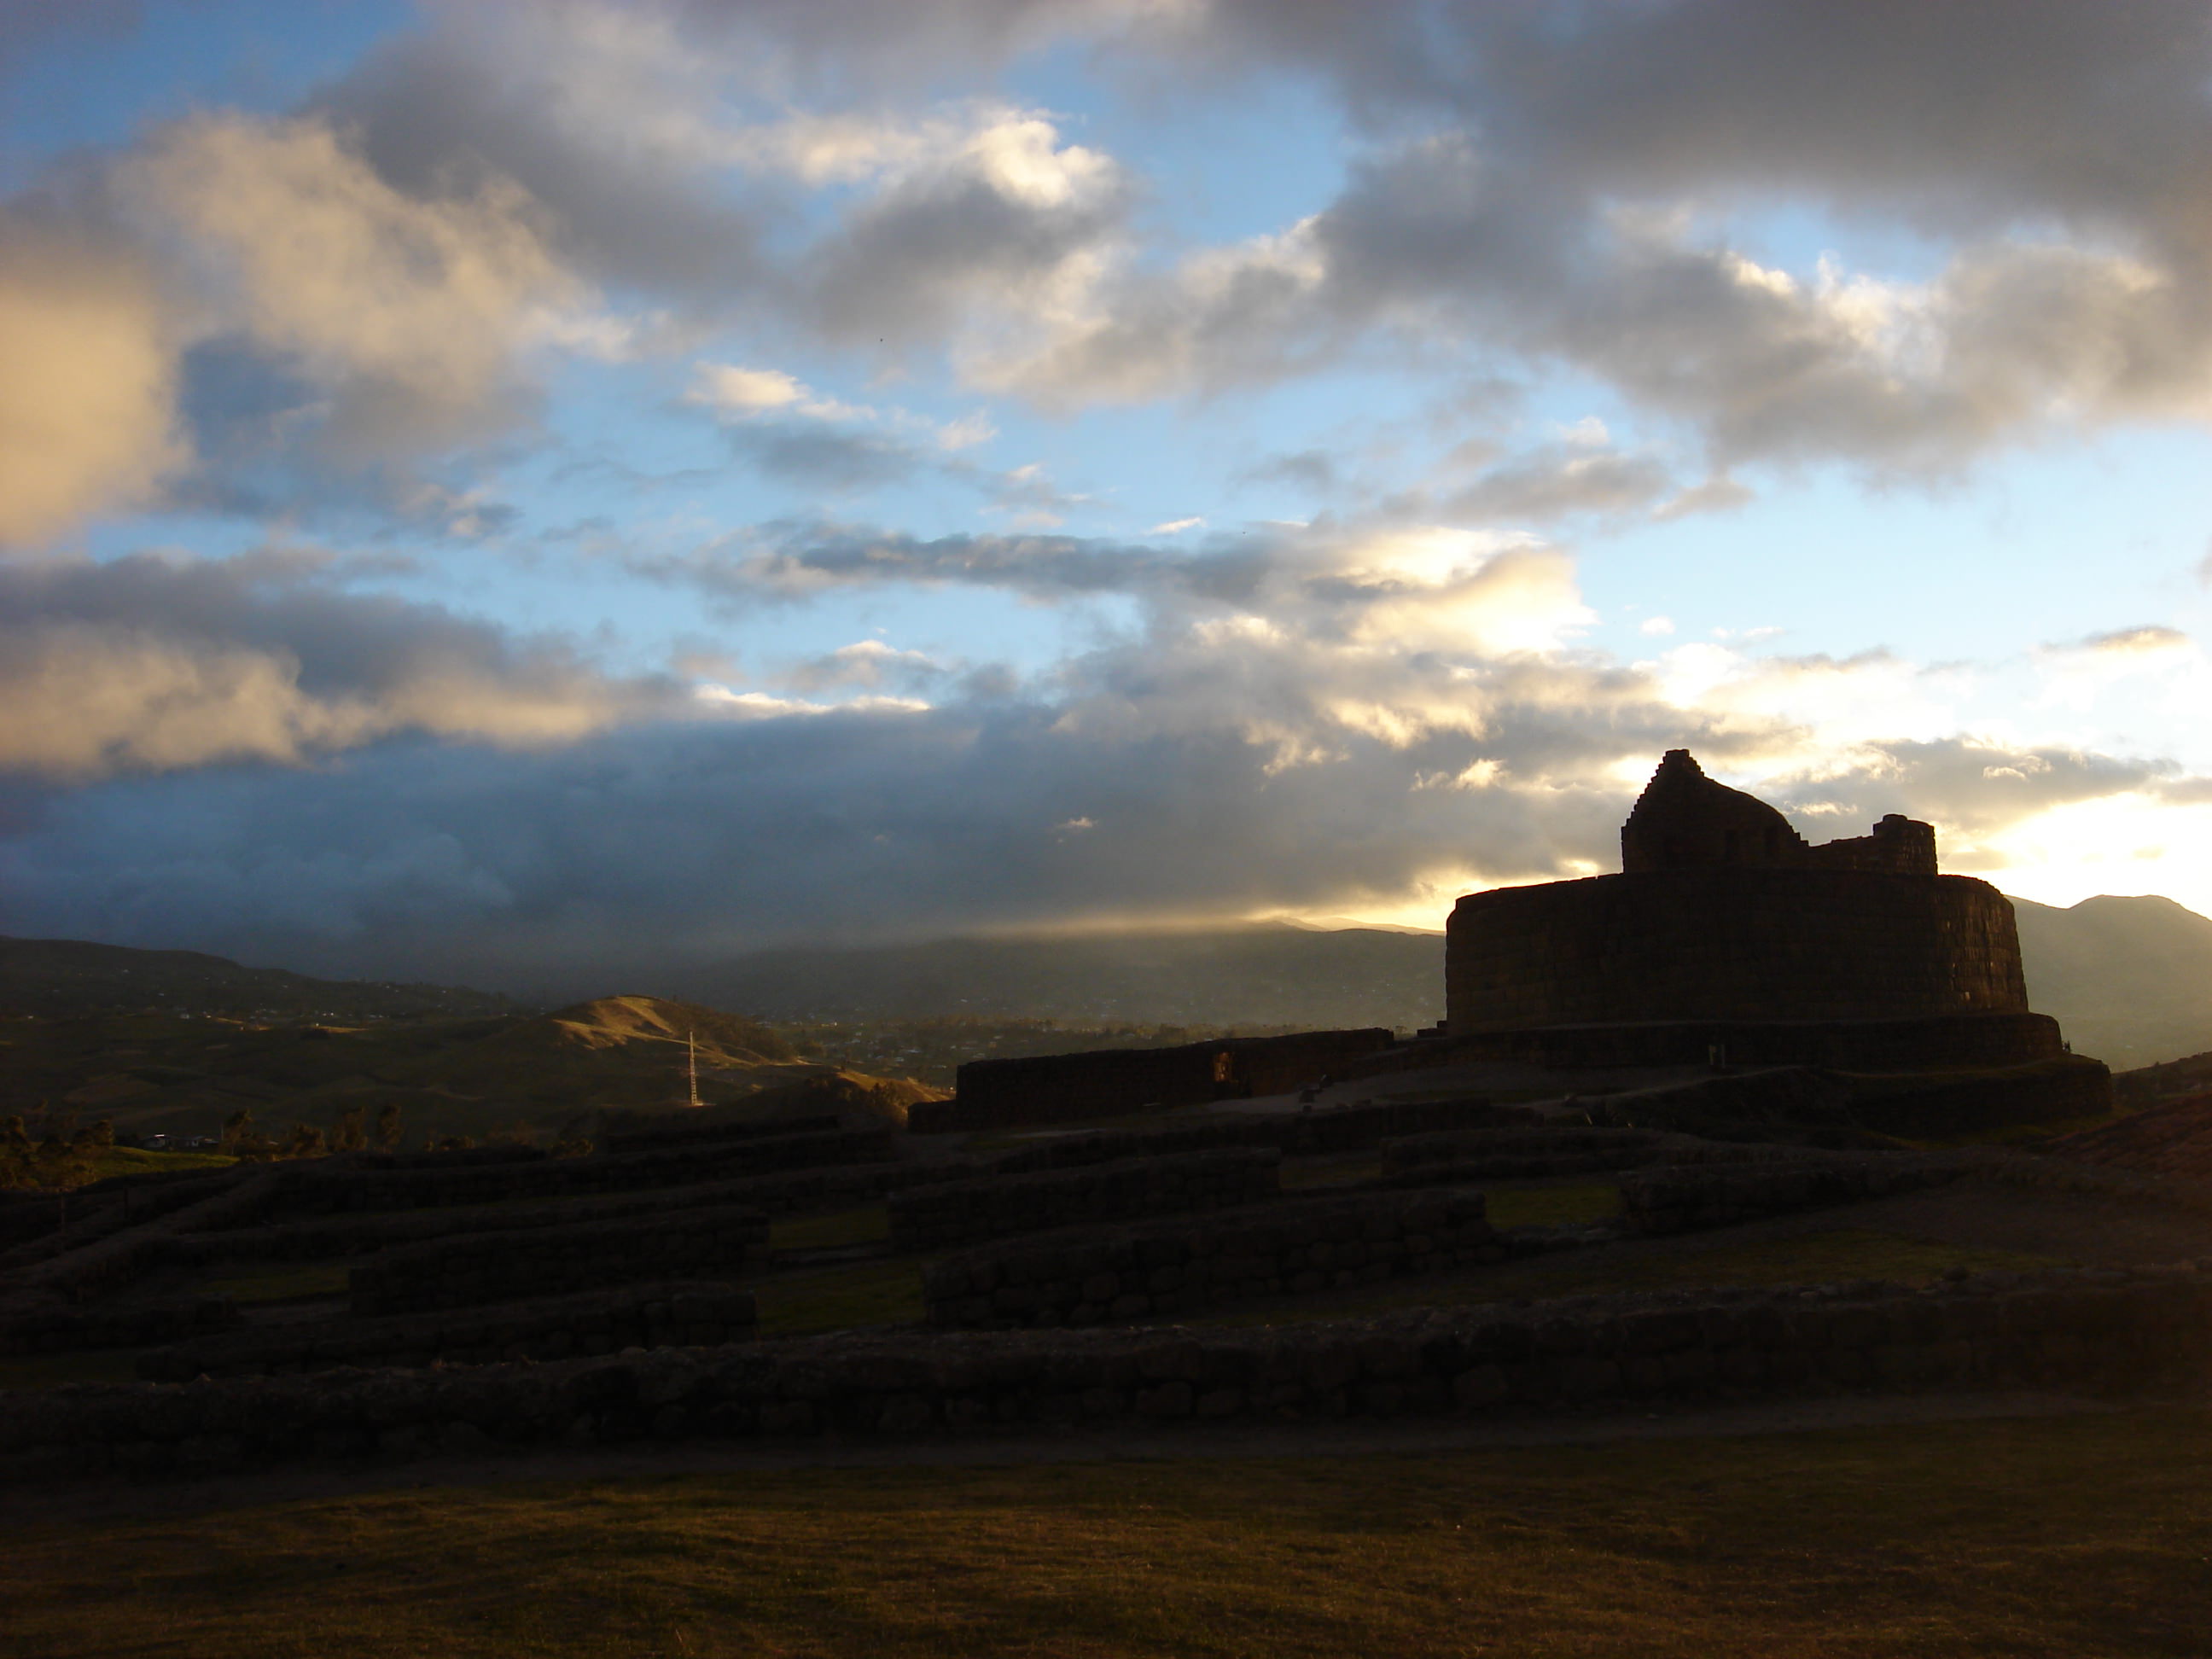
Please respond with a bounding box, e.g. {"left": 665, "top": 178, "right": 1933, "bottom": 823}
{"left": 2, "top": 505, "right": 2198, "bottom": 981}
{"left": 723, "top": 423, "right": 926, "bottom": 492}
{"left": 917, "top": 1, "right": 2212, "bottom": 473}
{"left": 802, "top": 106, "right": 1134, "bottom": 354}
{"left": 116, "top": 112, "right": 591, "bottom": 463}
{"left": 2065, "top": 625, "right": 2192, "bottom": 658}
{"left": 686, "top": 359, "right": 993, "bottom": 484}
{"left": 0, "top": 551, "right": 681, "bottom": 778}
{"left": 1439, "top": 442, "right": 1679, "bottom": 522}
{"left": 0, "top": 218, "right": 184, "bottom": 545}
{"left": 5, "top": 565, "right": 2183, "bottom": 988}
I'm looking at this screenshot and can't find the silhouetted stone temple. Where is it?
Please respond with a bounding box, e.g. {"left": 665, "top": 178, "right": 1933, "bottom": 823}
{"left": 1442, "top": 750, "right": 2058, "bottom": 1069}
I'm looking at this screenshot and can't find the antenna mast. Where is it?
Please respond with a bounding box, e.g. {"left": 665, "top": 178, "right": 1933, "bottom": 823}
{"left": 687, "top": 1028, "right": 702, "bottom": 1111}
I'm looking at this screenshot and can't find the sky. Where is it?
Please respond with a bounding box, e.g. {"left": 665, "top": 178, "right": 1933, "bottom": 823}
{"left": 3, "top": 0, "right": 2212, "bottom": 993}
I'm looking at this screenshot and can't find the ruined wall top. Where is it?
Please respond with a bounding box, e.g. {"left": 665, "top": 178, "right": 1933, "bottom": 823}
{"left": 1620, "top": 750, "right": 1937, "bottom": 876}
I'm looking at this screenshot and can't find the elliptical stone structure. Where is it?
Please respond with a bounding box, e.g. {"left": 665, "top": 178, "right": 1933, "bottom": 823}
{"left": 1442, "top": 750, "right": 2060, "bottom": 1071}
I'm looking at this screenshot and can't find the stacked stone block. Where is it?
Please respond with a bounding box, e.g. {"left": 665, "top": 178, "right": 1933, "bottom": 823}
{"left": 349, "top": 1204, "right": 768, "bottom": 1316}
{"left": 138, "top": 1284, "right": 756, "bottom": 1382}
{"left": 1619, "top": 1152, "right": 1971, "bottom": 1235}
{"left": 980, "top": 1097, "right": 1509, "bottom": 1176}
{"left": 922, "top": 1028, "right": 1397, "bottom": 1132}
{"left": 599, "top": 1113, "right": 845, "bottom": 1155}
{"left": 922, "top": 1188, "right": 1498, "bottom": 1328}
{"left": 168, "top": 1158, "right": 959, "bottom": 1268}
{"left": 0, "top": 1295, "right": 239, "bottom": 1358}
{"left": 282, "top": 1127, "right": 894, "bottom": 1215}
{"left": 1448, "top": 868, "right": 2029, "bottom": 1035}
{"left": 887, "top": 1149, "right": 1281, "bottom": 1251}
{"left": 1380, "top": 1126, "right": 1681, "bottom": 1185}
{"left": 9, "top": 1264, "right": 2207, "bottom": 1483}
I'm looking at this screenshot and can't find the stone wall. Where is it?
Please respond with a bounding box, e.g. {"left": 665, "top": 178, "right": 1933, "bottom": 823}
{"left": 1447, "top": 869, "right": 2029, "bottom": 1033}
{"left": 599, "top": 1113, "right": 845, "bottom": 1155}
{"left": 0, "top": 1165, "right": 252, "bottom": 1272}
{"left": 168, "top": 1161, "right": 954, "bottom": 1271}
{"left": 922, "top": 1189, "right": 1498, "bottom": 1328}
{"left": 981, "top": 1097, "right": 1517, "bottom": 1175}
{"left": 1618, "top": 1153, "right": 1973, "bottom": 1235}
{"left": 8, "top": 1167, "right": 285, "bottom": 1306}
{"left": 138, "top": 1284, "right": 755, "bottom": 1382}
{"left": 9, "top": 1265, "right": 2205, "bottom": 1484}
{"left": 349, "top": 1204, "right": 768, "bottom": 1317}
{"left": 887, "top": 1150, "right": 1282, "bottom": 1252}
{"left": 277, "top": 1128, "right": 894, "bottom": 1215}
{"left": 0, "top": 1295, "right": 239, "bottom": 1358}
{"left": 923, "top": 1029, "right": 1398, "bottom": 1132}
{"left": 1380, "top": 1126, "right": 1686, "bottom": 1184}
{"left": 1358, "top": 1014, "right": 2065, "bottom": 1077}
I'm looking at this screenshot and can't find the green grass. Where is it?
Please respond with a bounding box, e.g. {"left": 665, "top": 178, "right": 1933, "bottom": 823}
{"left": 89, "top": 1147, "right": 236, "bottom": 1179}
{"left": 750, "top": 1255, "right": 926, "bottom": 1336}
{"left": 1204, "top": 1228, "right": 2068, "bottom": 1329}
{"left": 195, "top": 1260, "right": 352, "bottom": 1304}
{"left": 770, "top": 1205, "right": 890, "bottom": 1251}
{"left": 1485, "top": 1180, "right": 1622, "bottom": 1229}
{"left": 0, "top": 1348, "right": 143, "bottom": 1392}
{"left": 3, "top": 1408, "right": 2209, "bottom": 1656}
{"left": 1278, "top": 1155, "right": 1381, "bottom": 1190}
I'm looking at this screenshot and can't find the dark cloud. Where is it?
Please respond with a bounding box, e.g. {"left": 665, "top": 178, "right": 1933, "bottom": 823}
{"left": 0, "top": 550, "right": 681, "bottom": 777}
{"left": 1438, "top": 442, "right": 1678, "bottom": 522}
{"left": 1772, "top": 738, "right": 2174, "bottom": 842}
{"left": 5, "top": 609, "right": 2174, "bottom": 991}
{"left": 0, "top": 0, "right": 146, "bottom": 79}
{"left": 315, "top": 25, "right": 771, "bottom": 306}
{"left": 0, "top": 662, "right": 1648, "bottom": 989}
{"left": 626, "top": 522, "right": 1275, "bottom": 607}
{"left": 971, "top": 0, "right": 2212, "bottom": 470}
{"left": 724, "top": 422, "right": 924, "bottom": 492}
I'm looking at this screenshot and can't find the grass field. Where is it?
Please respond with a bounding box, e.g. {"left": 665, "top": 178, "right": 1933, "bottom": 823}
{"left": 753, "top": 1255, "right": 928, "bottom": 1335}
{"left": 2, "top": 1407, "right": 2207, "bottom": 1656}
{"left": 1202, "top": 1228, "right": 2067, "bottom": 1329}
{"left": 771, "top": 1205, "right": 891, "bottom": 1251}
{"left": 0, "top": 1347, "right": 143, "bottom": 1390}
{"left": 87, "top": 1147, "right": 236, "bottom": 1180}
{"left": 195, "top": 1260, "right": 352, "bottom": 1304}
{"left": 1484, "top": 1180, "right": 1622, "bottom": 1229}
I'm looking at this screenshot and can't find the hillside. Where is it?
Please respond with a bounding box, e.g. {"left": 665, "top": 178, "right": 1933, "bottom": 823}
{"left": 665, "top": 924, "right": 1446, "bottom": 1030}
{"left": 666, "top": 896, "right": 2212, "bottom": 1069}
{"left": 0, "top": 935, "right": 520, "bottom": 1022}
{"left": 2011, "top": 894, "right": 2212, "bottom": 1069}
{"left": 0, "top": 994, "right": 921, "bottom": 1146}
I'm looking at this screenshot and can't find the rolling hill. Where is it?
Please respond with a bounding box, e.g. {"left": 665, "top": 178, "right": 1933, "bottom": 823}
{"left": 0, "top": 993, "right": 930, "bottom": 1145}
{"left": 0, "top": 935, "right": 521, "bottom": 1022}
{"left": 2011, "top": 894, "right": 2212, "bottom": 1069}
{"left": 661, "top": 894, "right": 2212, "bottom": 1071}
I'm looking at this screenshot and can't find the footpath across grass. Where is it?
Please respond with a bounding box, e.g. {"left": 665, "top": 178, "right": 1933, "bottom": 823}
{"left": 2, "top": 1407, "right": 2209, "bottom": 1656}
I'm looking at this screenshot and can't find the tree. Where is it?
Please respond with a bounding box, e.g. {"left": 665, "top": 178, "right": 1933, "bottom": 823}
{"left": 285, "top": 1123, "right": 327, "bottom": 1158}
{"left": 373, "top": 1102, "right": 404, "bottom": 1150}
{"left": 219, "top": 1109, "right": 256, "bottom": 1155}
{"left": 333, "top": 1103, "right": 367, "bottom": 1153}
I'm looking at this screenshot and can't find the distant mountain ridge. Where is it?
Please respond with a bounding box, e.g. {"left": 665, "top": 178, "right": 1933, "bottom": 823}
{"left": 2011, "top": 894, "right": 2212, "bottom": 1069}
{"left": 0, "top": 935, "right": 521, "bottom": 1022}
{"left": 660, "top": 896, "right": 2212, "bottom": 1071}
{"left": 10, "top": 889, "right": 2212, "bottom": 1074}
{"left": 661, "top": 924, "right": 1443, "bottom": 1033}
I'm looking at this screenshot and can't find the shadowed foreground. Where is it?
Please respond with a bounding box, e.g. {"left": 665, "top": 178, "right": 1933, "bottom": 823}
{"left": 3, "top": 1407, "right": 2208, "bottom": 1657}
